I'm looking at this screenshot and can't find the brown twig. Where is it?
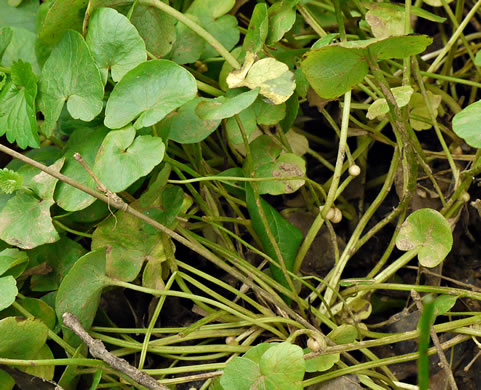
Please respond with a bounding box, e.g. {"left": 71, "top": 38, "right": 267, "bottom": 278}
{"left": 62, "top": 313, "right": 167, "bottom": 390}
{"left": 411, "top": 290, "right": 459, "bottom": 390}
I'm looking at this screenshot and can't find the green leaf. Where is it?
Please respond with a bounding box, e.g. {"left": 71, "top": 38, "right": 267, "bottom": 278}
{"left": 433, "top": 295, "right": 457, "bottom": 318}
{"left": 0, "top": 59, "right": 39, "bottom": 149}
{"left": 246, "top": 184, "right": 303, "bottom": 289}
{"left": 243, "top": 343, "right": 276, "bottom": 364}
{"left": 409, "top": 91, "right": 441, "bottom": 130}
{"left": 396, "top": 208, "right": 453, "bottom": 268}
{"left": 200, "top": 15, "right": 239, "bottom": 60}
{"left": 225, "top": 105, "right": 258, "bottom": 145}
{"left": 85, "top": 8, "right": 147, "bottom": 85}
{"left": 0, "top": 168, "right": 23, "bottom": 194}
{"left": 130, "top": 2, "right": 176, "bottom": 59}
{"left": 301, "top": 46, "right": 368, "bottom": 99}
{"left": 0, "top": 0, "right": 38, "bottom": 33}
{"left": 243, "top": 3, "right": 268, "bottom": 54}
{"left": 55, "top": 126, "right": 109, "bottom": 211}
{"left": 0, "top": 276, "right": 17, "bottom": 311}
{"left": 164, "top": 97, "right": 221, "bottom": 144}
{"left": 475, "top": 50, "right": 481, "bottom": 67}
{"left": 365, "top": 3, "right": 405, "bottom": 38}
{"left": 0, "top": 316, "right": 48, "bottom": 358}
{"left": 260, "top": 342, "right": 305, "bottom": 389}
{"left": 367, "top": 35, "right": 433, "bottom": 60}
{"left": 37, "top": 0, "right": 87, "bottom": 46}
{"left": 253, "top": 98, "right": 286, "bottom": 125}
{"left": 143, "top": 185, "right": 185, "bottom": 232}
{"left": 0, "top": 27, "right": 13, "bottom": 60}
{"left": 304, "top": 348, "right": 339, "bottom": 373}
{"left": 196, "top": 89, "right": 259, "bottom": 120}
{"left": 170, "top": 14, "right": 204, "bottom": 65}
{"left": 92, "top": 198, "right": 166, "bottom": 282}
{"left": 187, "top": 0, "right": 235, "bottom": 19}
{"left": 55, "top": 248, "right": 110, "bottom": 344}
{"left": 250, "top": 135, "right": 305, "bottom": 195}
{"left": 28, "top": 236, "right": 87, "bottom": 292}
{"left": 38, "top": 30, "right": 104, "bottom": 137}
{"left": 2, "top": 27, "right": 40, "bottom": 74}
{"left": 104, "top": 59, "right": 197, "bottom": 129}
{"left": 0, "top": 159, "right": 63, "bottom": 249}
{"left": 13, "top": 297, "right": 56, "bottom": 330}
{"left": 93, "top": 126, "right": 165, "bottom": 193}
{"left": 267, "top": 0, "right": 299, "bottom": 45}
{"left": 452, "top": 100, "right": 481, "bottom": 147}
{"left": 0, "top": 248, "right": 28, "bottom": 278}
{"left": 328, "top": 324, "right": 358, "bottom": 344}
{"left": 367, "top": 86, "right": 413, "bottom": 120}
{"left": 23, "top": 344, "right": 55, "bottom": 380}
{"left": 423, "top": 0, "right": 453, "bottom": 6}
{"left": 221, "top": 357, "right": 261, "bottom": 390}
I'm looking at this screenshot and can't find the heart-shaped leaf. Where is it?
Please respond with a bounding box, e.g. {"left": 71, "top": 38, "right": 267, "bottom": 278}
{"left": 0, "top": 59, "right": 39, "bottom": 149}
{"left": 104, "top": 59, "right": 197, "bottom": 129}
{"left": 0, "top": 316, "right": 48, "bottom": 359}
{"left": 396, "top": 208, "right": 453, "bottom": 267}
{"left": 93, "top": 126, "right": 165, "bottom": 193}
{"left": 38, "top": 30, "right": 104, "bottom": 137}
{"left": 453, "top": 100, "right": 481, "bottom": 147}
{"left": 85, "top": 7, "right": 147, "bottom": 85}
{"left": 55, "top": 126, "right": 109, "bottom": 211}
{"left": 55, "top": 248, "right": 110, "bottom": 345}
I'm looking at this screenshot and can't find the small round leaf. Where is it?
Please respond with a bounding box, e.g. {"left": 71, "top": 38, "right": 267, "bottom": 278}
{"left": 396, "top": 208, "right": 453, "bottom": 268}
{"left": 452, "top": 100, "right": 481, "bottom": 148}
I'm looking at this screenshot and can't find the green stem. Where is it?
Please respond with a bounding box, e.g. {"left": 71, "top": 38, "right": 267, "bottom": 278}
{"left": 139, "top": 0, "right": 240, "bottom": 69}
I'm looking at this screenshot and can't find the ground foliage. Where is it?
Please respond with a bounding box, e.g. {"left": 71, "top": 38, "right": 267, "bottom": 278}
{"left": 1, "top": 0, "right": 481, "bottom": 389}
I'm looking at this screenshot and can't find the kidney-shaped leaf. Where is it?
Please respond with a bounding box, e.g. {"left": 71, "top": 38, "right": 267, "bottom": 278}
{"left": 453, "top": 100, "right": 481, "bottom": 148}
{"left": 38, "top": 30, "right": 104, "bottom": 136}
{"left": 301, "top": 46, "right": 368, "bottom": 99}
{"left": 55, "top": 248, "right": 109, "bottom": 344}
{"left": 396, "top": 208, "right": 453, "bottom": 267}
{"left": 93, "top": 126, "right": 165, "bottom": 193}
{"left": 104, "top": 59, "right": 197, "bottom": 129}
{"left": 86, "top": 8, "right": 147, "bottom": 85}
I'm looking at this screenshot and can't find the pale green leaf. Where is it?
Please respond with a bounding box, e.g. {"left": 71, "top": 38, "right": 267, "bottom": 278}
{"left": 86, "top": 7, "right": 147, "bottom": 84}
{"left": 38, "top": 30, "right": 104, "bottom": 137}
{"left": 93, "top": 126, "right": 165, "bottom": 192}
{"left": 196, "top": 89, "right": 259, "bottom": 120}
{"left": 104, "top": 59, "right": 197, "bottom": 129}
{"left": 0, "top": 317, "right": 48, "bottom": 359}
{"left": 367, "top": 86, "right": 413, "bottom": 120}
{"left": 452, "top": 100, "right": 481, "bottom": 147}
{"left": 0, "top": 0, "right": 38, "bottom": 33}
{"left": 0, "top": 168, "right": 23, "bottom": 194}
{"left": 0, "top": 276, "right": 17, "bottom": 311}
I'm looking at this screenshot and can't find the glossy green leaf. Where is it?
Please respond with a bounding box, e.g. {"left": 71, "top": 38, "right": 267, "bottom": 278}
{"left": 0, "top": 60, "right": 39, "bottom": 149}
{"left": 396, "top": 208, "right": 453, "bottom": 268}
{"left": 130, "top": 3, "right": 176, "bottom": 59}
{"left": 365, "top": 3, "right": 405, "bottom": 38}
{"left": 196, "top": 89, "right": 259, "bottom": 120}
{"left": 0, "top": 159, "right": 64, "bottom": 249}
{"left": 0, "top": 276, "right": 17, "bottom": 311}
{"left": 164, "top": 97, "right": 221, "bottom": 144}
{"left": 28, "top": 236, "right": 87, "bottom": 292}
{"left": 0, "top": 168, "right": 23, "bottom": 194}
{"left": 55, "top": 126, "right": 109, "bottom": 211}
{"left": 367, "top": 86, "right": 413, "bottom": 120}
{"left": 267, "top": 0, "right": 299, "bottom": 44}
{"left": 452, "top": 100, "right": 481, "bottom": 147}
{"left": 93, "top": 126, "right": 165, "bottom": 193}
{"left": 250, "top": 135, "right": 305, "bottom": 195}
{"left": 55, "top": 248, "right": 109, "bottom": 344}
{"left": 0, "top": 27, "right": 12, "bottom": 60}
{"left": 38, "top": 30, "right": 104, "bottom": 137}
{"left": 2, "top": 27, "right": 40, "bottom": 74}
{"left": 92, "top": 198, "right": 166, "bottom": 282}
{"left": 85, "top": 8, "right": 146, "bottom": 85}
{"left": 0, "top": 316, "right": 48, "bottom": 358}
{"left": 301, "top": 46, "right": 368, "bottom": 99}
{"left": 104, "top": 60, "right": 197, "bottom": 129}
{"left": 243, "top": 3, "right": 268, "bottom": 54}
{"left": 37, "top": 0, "right": 87, "bottom": 46}
{"left": 0, "top": 248, "right": 28, "bottom": 278}
{"left": 246, "top": 184, "right": 303, "bottom": 289}
{"left": 0, "top": 0, "right": 38, "bottom": 33}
